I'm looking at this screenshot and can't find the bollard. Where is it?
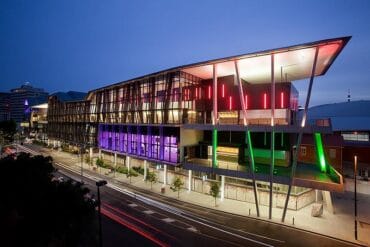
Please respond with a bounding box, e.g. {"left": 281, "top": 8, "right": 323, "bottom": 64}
{"left": 292, "top": 217, "right": 295, "bottom": 225}
{"left": 249, "top": 208, "right": 251, "bottom": 216}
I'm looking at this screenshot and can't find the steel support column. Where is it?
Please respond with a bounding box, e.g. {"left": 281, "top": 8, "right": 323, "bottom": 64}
{"left": 143, "top": 160, "right": 147, "bottom": 181}
{"left": 269, "top": 54, "right": 275, "bottom": 219}
{"left": 235, "top": 60, "right": 260, "bottom": 217}
{"left": 163, "top": 164, "right": 167, "bottom": 187}
{"left": 220, "top": 175, "right": 225, "bottom": 201}
{"left": 282, "top": 46, "right": 319, "bottom": 222}
{"left": 212, "top": 64, "right": 218, "bottom": 168}
{"left": 188, "top": 170, "right": 192, "bottom": 192}
{"left": 114, "top": 152, "right": 117, "bottom": 177}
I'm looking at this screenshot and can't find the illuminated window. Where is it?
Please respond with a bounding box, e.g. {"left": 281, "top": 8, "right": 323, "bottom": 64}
{"left": 300, "top": 146, "right": 306, "bottom": 156}
{"left": 342, "top": 132, "right": 369, "bottom": 142}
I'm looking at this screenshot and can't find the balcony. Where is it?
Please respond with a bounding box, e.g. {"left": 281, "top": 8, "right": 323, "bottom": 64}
{"left": 183, "top": 157, "right": 343, "bottom": 192}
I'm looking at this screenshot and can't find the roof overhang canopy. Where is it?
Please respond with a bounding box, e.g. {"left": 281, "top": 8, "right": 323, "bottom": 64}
{"left": 182, "top": 36, "right": 350, "bottom": 84}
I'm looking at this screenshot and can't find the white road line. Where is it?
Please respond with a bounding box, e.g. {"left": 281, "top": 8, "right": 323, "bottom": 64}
{"left": 187, "top": 227, "right": 198, "bottom": 232}
{"left": 128, "top": 203, "right": 138, "bottom": 207}
{"left": 162, "top": 218, "right": 175, "bottom": 223}
{"left": 143, "top": 210, "right": 154, "bottom": 214}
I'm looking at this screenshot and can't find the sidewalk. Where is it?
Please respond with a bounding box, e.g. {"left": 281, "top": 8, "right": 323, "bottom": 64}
{"left": 51, "top": 149, "right": 370, "bottom": 245}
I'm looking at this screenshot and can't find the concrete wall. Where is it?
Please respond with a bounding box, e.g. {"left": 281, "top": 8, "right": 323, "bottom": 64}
{"left": 344, "top": 178, "right": 370, "bottom": 195}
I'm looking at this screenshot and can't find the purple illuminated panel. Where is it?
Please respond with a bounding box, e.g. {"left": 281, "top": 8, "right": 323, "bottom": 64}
{"left": 97, "top": 124, "right": 179, "bottom": 164}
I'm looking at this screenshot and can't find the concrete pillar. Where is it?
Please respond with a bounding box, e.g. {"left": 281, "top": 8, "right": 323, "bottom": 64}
{"left": 143, "top": 160, "right": 147, "bottom": 181}
{"left": 47, "top": 139, "right": 50, "bottom": 146}
{"left": 53, "top": 140, "right": 56, "bottom": 148}
{"left": 114, "top": 152, "right": 117, "bottom": 175}
{"left": 323, "top": 191, "right": 335, "bottom": 214}
{"left": 188, "top": 170, "right": 192, "bottom": 192}
{"left": 220, "top": 175, "right": 225, "bottom": 201}
{"left": 89, "top": 147, "right": 93, "bottom": 160}
{"left": 127, "top": 156, "right": 130, "bottom": 170}
{"left": 163, "top": 165, "right": 167, "bottom": 187}
{"left": 98, "top": 149, "right": 102, "bottom": 159}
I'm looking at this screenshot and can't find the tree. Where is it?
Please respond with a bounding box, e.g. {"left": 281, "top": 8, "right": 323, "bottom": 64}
{"left": 0, "top": 120, "right": 17, "bottom": 146}
{"left": 96, "top": 158, "right": 104, "bottom": 167}
{"left": 0, "top": 152, "right": 97, "bottom": 246}
{"left": 126, "top": 168, "right": 138, "bottom": 183}
{"left": 146, "top": 171, "right": 157, "bottom": 189}
{"left": 170, "top": 176, "right": 184, "bottom": 198}
{"left": 210, "top": 182, "right": 221, "bottom": 207}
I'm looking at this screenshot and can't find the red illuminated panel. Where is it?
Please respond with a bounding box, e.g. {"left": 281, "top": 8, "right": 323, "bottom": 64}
{"left": 195, "top": 88, "right": 198, "bottom": 99}
{"left": 229, "top": 96, "right": 232, "bottom": 110}
{"left": 222, "top": 84, "right": 225, "bottom": 98}
{"left": 208, "top": 85, "right": 211, "bottom": 99}
{"left": 263, "top": 93, "right": 267, "bottom": 109}
{"left": 280, "top": 92, "right": 284, "bottom": 108}
{"left": 245, "top": 94, "right": 248, "bottom": 109}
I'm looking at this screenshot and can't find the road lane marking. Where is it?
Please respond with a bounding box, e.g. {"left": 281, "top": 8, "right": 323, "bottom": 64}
{"left": 143, "top": 210, "right": 154, "bottom": 214}
{"left": 162, "top": 218, "right": 175, "bottom": 223}
{"left": 187, "top": 227, "right": 198, "bottom": 232}
{"left": 128, "top": 203, "right": 138, "bottom": 207}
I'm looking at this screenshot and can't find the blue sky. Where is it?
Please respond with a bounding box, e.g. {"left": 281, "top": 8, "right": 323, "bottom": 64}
{"left": 1, "top": 0, "right": 369, "bottom": 106}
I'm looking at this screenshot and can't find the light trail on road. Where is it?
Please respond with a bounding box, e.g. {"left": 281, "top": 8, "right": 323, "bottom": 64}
{"left": 101, "top": 207, "right": 169, "bottom": 247}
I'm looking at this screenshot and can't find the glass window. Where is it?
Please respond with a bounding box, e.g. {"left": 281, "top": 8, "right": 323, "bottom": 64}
{"left": 342, "top": 132, "right": 369, "bottom": 142}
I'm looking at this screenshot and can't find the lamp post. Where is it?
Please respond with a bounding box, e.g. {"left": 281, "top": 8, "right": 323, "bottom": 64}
{"left": 96, "top": 180, "right": 107, "bottom": 247}
{"left": 354, "top": 155, "right": 358, "bottom": 240}
{"left": 80, "top": 144, "right": 84, "bottom": 183}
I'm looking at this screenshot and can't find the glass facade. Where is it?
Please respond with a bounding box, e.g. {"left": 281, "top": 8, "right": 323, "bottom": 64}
{"left": 98, "top": 124, "right": 179, "bottom": 164}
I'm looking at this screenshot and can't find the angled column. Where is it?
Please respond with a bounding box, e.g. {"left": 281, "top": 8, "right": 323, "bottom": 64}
{"left": 212, "top": 64, "right": 218, "bottom": 168}
{"left": 269, "top": 54, "right": 275, "bottom": 219}
{"left": 282, "top": 46, "right": 319, "bottom": 222}
{"left": 235, "top": 60, "right": 260, "bottom": 217}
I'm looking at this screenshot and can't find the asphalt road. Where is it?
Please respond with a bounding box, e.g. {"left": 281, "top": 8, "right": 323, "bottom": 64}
{"left": 18, "top": 143, "right": 364, "bottom": 247}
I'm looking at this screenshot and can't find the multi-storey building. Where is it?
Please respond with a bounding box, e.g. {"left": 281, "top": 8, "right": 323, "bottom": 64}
{"left": 47, "top": 36, "right": 350, "bottom": 220}
{"left": 10, "top": 83, "right": 48, "bottom": 124}
{"left": 0, "top": 92, "right": 10, "bottom": 121}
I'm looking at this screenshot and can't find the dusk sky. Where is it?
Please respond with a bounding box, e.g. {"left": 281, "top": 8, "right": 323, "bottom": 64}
{"left": 1, "top": 0, "right": 369, "bottom": 106}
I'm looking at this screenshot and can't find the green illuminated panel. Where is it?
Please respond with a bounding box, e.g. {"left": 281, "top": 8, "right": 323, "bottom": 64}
{"left": 212, "top": 128, "right": 218, "bottom": 168}
{"left": 314, "top": 133, "right": 327, "bottom": 173}
{"left": 246, "top": 131, "right": 255, "bottom": 171}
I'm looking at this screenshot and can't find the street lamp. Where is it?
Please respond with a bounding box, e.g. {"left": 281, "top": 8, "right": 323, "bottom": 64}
{"left": 96, "top": 180, "right": 107, "bottom": 247}
{"left": 354, "top": 155, "right": 358, "bottom": 240}
{"left": 80, "top": 144, "right": 84, "bottom": 183}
